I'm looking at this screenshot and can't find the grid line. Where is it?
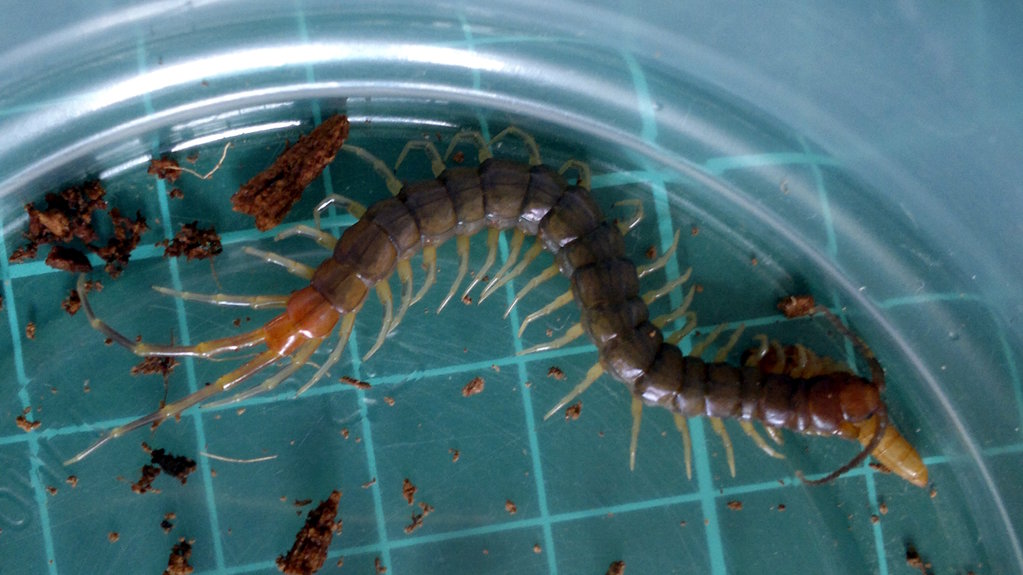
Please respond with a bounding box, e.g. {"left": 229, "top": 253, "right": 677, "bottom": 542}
{"left": 134, "top": 32, "right": 229, "bottom": 571}
{"left": 0, "top": 214, "right": 59, "bottom": 575}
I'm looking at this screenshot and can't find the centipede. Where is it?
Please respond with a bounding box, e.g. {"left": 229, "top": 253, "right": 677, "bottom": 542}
{"left": 65, "top": 126, "right": 926, "bottom": 488}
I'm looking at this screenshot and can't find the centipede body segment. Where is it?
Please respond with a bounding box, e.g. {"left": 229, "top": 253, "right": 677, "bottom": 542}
{"left": 66, "top": 125, "right": 925, "bottom": 489}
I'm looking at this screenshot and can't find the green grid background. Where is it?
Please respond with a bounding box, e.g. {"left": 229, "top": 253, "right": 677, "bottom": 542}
{"left": 1, "top": 7, "right": 1021, "bottom": 575}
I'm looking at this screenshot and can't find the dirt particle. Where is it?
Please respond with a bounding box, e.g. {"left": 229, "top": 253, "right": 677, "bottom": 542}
{"left": 452, "top": 151, "right": 465, "bottom": 164}
{"left": 777, "top": 295, "right": 816, "bottom": 319}
{"left": 340, "top": 375, "right": 371, "bottom": 390}
{"left": 879, "top": 502, "right": 888, "bottom": 515}
{"left": 383, "top": 396, "right": 395, "bottom": 407}
{"left": 168, "top": 188, "right": 185, "bottom": 200}
{"left": 15, "top": 414, "right": 40, "bottom": 432}
{"left": 606, "top": 560, "right": 626, "bottom": 575}
{"left": 505, "top": 499, "right": 517, "bottom": 515}
{"left": 726, "top": 500, "right": 743, "bottom": 511}
{"left": 870, "top": 514, "right": 879, "bottom": 525}
{"left": 361, "top": 478, "right": 376, "bottom": 489}
{"left": 131, "top": 355, "right": 179, "bottom": 378}
{"left": 777, "top": 504, "right": 786, "bottom": 512}
{"left": 374, "top": 557, "right": 387, "bottom": 573}
{"left": 62, "top": 289, "right": 82, "bottom": 316}
{"left": 46, "top": 486, "right": 57, "bottom": 496}
{"left": 25, "top": 322, "right": 36, "bottom": 340}
{"left": 275, "top": 490, "right": 343, "bottom": 575}
{"left": 533, "top": 544, "right": 542, "bottom": 554}
{"left": 449, "top": 449, "right": 460, "bottom": 463}
{"left": 162, "top": 539, "right": 194, "bottom": 575}
{"left": 108, "top": 532, "right": 119, "bottom": 543}
{"left": 547, "top": 366, "right": 565, "bottom": 380}
{"left": 149, "top": 157, "right": 183, "bottom": 183}
{"left": 66, "top": 476, "right": 78, "bottom": 488}
{"left": 462, "top": 376, "right": 485, "bottom": 397}
{"left": 160, "top": 222, "right": 222, "bottom": 261}
{"left": 232, "top": 115, "right": 350, "bottom": 231}
{"left": 402, "top": 479, "right": 417, "bottom": 505}
{"left": 564, "top": 402, "right": 582, "bottom": 420}
{"left": 905, "top": 544, "right": 931, "bottom": 575}
{"left": 644, "top": 245, "right": 657, "bottom": 260}
{"left": 690, "top": 225, "right": 699, "bottom": 236}
{"left": 46, "top": 246, "right": 93, "bottom": 273}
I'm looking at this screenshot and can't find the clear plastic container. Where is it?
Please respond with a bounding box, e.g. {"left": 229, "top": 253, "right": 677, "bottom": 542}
{"left": 2, "top": 2, "right": 1020, "bottom": 574}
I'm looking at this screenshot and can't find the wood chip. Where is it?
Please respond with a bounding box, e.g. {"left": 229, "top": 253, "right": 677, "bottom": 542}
{"left": 461, "top": 376, "right": 485, "bottom": 397}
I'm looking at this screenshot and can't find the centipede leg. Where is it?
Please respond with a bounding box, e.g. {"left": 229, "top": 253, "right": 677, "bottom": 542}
{"left": 410, "top": 245, "right": 438, "bottom": 306}
{"left": 489, "top": 127, "right": 542, "bottom": 166}
{"left": 518, "top": 288, "right": 574, "bottom": 337}
{"left": 363, "top": 282, "right": 394, "bottom": 361}
{"left": 558, "top": 159, "right": 591, "bottom": 189}
{"left": 242, "top": 246, "right": 316, "bottom": 279}
{"left": 739, "top": 421, "right": 785, "bottom": 459}
{"left": 151, "top": 286, "right": 289, "bottom": 310}
{"left": 444, "top": 131, "right": 493, "bottom": 164}
{"left": 709, "top": 417, "right": 737, "bottom": 477}
{"left": 519, "top": 323, "right": 585, "bottom": 356}
{"left": 296, "top": 313, "right": 357, "bottom": 397}
{"left": 613, "top": 199, "right": 644, "bottom": 236}
{"left": 203, "top": 337, "right": 323, "bottom": 408}
{"left": 652, "top": 285, "right": 696, "bottom": 329}
{"left": 80, "top": 275, "right": 267, "bottom": 359}
{"left": 65, "top": 346, "right": 283, "bottom": 465}
{"left": 673, "top": 414, "right": 693, "bottom": 480}
{"left": 341, "top": 145, "right": 403, "bottom": 196}
{"left": 274, "top": 225, "right": 337, "bottom": 250}
{"left": 503, "top": 264, "right": 560, "bottom": 318}
{"left": 543, "top": 363, "right": 604, "bottom": 420}
{"left": 437, "top": 235, "right": 471, "bottom": 313}
{"left": 629, "top": 396, "right": 643, "bottom": 471}
{"left": 641, "top": 267, "right": 693, "bottom": 306}
{"left": 484, "top": 240, "right": 544, "bottom": 304}
{"left": 462, "top": 229, "right": 500, "bottom": 298}
{"left": 636, "top": 229, "right": 682, "bottom": 279}
{"left": 394, "top": 140, "right": 446, "bottom": 177}
{"left": 479, "top": 229, "right": 526, "bottom": 302}
{"left": 387, "top": 260, "right": 415, "bottom": 335}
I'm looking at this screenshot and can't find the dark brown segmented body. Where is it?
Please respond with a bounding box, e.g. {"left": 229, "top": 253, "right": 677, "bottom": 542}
{"left": 72, "top": 131, "right": 922, "bottom": 488}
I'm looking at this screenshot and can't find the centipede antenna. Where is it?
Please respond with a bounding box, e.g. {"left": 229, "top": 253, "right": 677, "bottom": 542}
{"left": 462, "top": 229, "right": 501, "bottom": 298}
{"left": 296, "top": 313, "right": 357, "bottom": 397}
{"left": 484, "top": 241, "right": 544, "bottom": 303}
{"left": 613, "top": 199, "right": 644, "bottom": 235}
{"left": 314, "top": 194, "right": 367, "bottom": 226}
{"left": 363, "top": 282, "right": 394, "bottom": 361}
{"left": 558, "top": 159, "right": 592, "bottom": 189}
{"left": 80, "top": 275, "right": 267, "bottom": 359}
{"left": 519, "top": 323, "right": 585, "bottom": 356}
{"left": 204, "top": 338, "right": 322, "bottom": 408}
{"left": 395, "top": 140, "right": 447, "bottom": 177}
{"left": 629, "top": 396, "right": 644, "bottom": 471}
{"left": 388, "top": 260, "right": 415, "bottom": 335}
{"left": 438, "top": 235, "right": 471, "bottom": 313}
{"left": 445, "top": 131, "right": 492, "bottom": 164}
{"left": 641, "top": 270, "right": 692, "bottom": 306}
{"left": 651, "top": 285, "right": 696, "bottom": 329}
{"left": 274, "top": 224, "right": 337, "bottom": 250}
{"left": 518, "top": 289, "right": 574, "bottom": 337}
{"left": 543, "top": 363, "right": 604, "bottom": 420}
{"left": 799, "top": 404, "right": 889, "bottom": 486}
{"left": 152, "top": 286, "right": 289, "bottom": 310}
{"left": 636, "top": 230, "right": 682, "bottom": 279}
{"left": 479, "top": 229, "right": 526, "bottom": 301}
{"left": 242, "top": 246, "right": 316, "bottom": 280}
{"left": 690, "top": 323, "right": 726, "bottom": 358}
{"left": 709, "top": 417, "right": 737, "bottom": 477}
{"left": 489, "top": 127, "right": 542, "bottom": 166}
{"left": 341, "top": 145, "right": 403, "bottom": 196}
{"left": 65, "top": 346, "right": 282, "bottom": 465}
{"left": 810, "top": 305, "right": 885, "bottom": 391}
{"left": 503, "top": 264, "right": 560, "bottom": 318}
{"left": 739, "top": 421, "right": 785, "bottom": 459}
{"left": 410, "top": 246, "right": 438, "bottom": 306}
{"left": 673, "top": 414, "right": 693, "bottom": 480}
{"left": 713, "top": 324, "right": 746, "bottom": 363}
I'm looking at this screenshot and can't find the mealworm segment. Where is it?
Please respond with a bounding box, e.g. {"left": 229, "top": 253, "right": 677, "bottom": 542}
{"left": 66, "top": 128, "right": 925, "bottom": 489}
